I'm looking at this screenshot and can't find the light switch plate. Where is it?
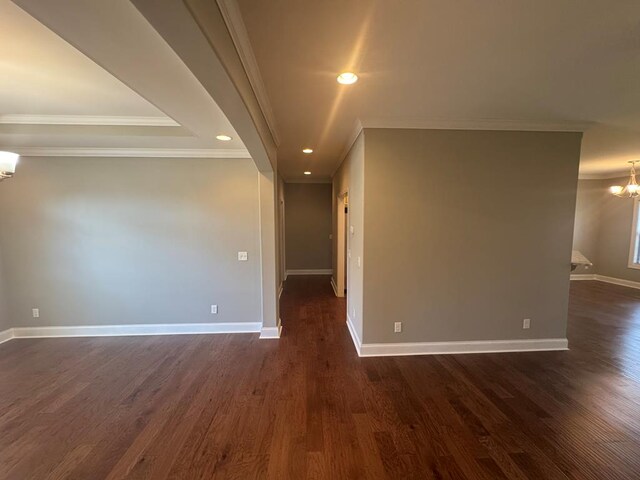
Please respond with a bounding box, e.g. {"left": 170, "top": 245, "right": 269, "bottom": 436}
{"left": 211, "top": 305, "right": 218, "bottom": 314}
{"left": 238, "top": 251, "right": 248, "bottom": 261}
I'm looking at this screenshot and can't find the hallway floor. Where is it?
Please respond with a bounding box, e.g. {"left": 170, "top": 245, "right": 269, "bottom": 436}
{"left": 1, "top": 276, "right": 640, "bottom": 479}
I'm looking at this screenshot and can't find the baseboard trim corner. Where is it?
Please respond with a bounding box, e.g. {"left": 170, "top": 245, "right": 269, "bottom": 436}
{"left": 285, "top": 269, "right": 333, "bottom": 276}
{"left": 9, "top": 322, "right": 262, "bottom": 340}
{"left": 571, "top": 273, "right": 640, "bottom": 290}
{"left": 358, "top": 338, "right": 568, "bottom": 357}
{"left": 260, "top": 318, "right": 282, "bottom": 339}
{"left": 595, "top": 274, "right": 640, "bottom": 290}
{"left": 330, "top": 277, "right": 339, "bottom": 297}
{"left": 0, "top": 328, "right": 14, "bottom": 345}
{"left": 346, "top": 314, "right": 362, "bottom": 356}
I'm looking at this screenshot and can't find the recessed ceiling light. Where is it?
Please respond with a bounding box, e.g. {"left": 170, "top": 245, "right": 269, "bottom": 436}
{"left": 216, "top": 134, "right": 232, "bottom": 141}
{"left": 337, "top": 72, "right": 358, "bottom": 85}
{"left": 304, "top": 171, "right": 311, "bottom": 175}
{"left": 302, "top": 148, "right": 313, "bottom": 154}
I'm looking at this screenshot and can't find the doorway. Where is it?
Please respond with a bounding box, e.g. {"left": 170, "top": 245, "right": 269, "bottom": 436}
{"left": 334, "top": 192, "right": 349, "bottom": 297}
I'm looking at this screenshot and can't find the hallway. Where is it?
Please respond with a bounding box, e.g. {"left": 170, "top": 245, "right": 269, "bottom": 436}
{"left": 1, "top": 276, "right": 640, "bottom": 478}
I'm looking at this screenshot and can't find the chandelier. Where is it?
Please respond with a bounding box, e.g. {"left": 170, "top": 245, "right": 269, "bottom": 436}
{"left": 610, "top": 161, "right": 640, "bottom": 197}
{"left": 0, "top": 151, "right": 19, "bottom": 181}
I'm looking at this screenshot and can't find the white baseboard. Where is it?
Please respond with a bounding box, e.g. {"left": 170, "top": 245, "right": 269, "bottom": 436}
{"left": 0, "top": 328, "right": 14, "bottom": 344}
{"left": 346, "top": 314, "right": 362, "bottom": 356}
{"left": 570, "top": 273, "right": 597, "bottom": 280}
{"left": 358, "top": 338, "right": 568, "bottom": 357}
{"left": 571, "top": 273, "right": 640, "bottom": 290}
{"left": 595, "top": 275, "right": 640, "bottom": 290}
{"left": 285, "top": 269, "right": 332, "bottom": 276}
{"left": 330, "top": 277, "right": 339, "bottom": 297}
{"left": 260, "top": 318, "right": 282, "bottom": 339}
{"left": 8, "top": 322, "right": 262, "bottom": 339}
{"left": 346, "top": 313, "right": 566, "bottom": 357}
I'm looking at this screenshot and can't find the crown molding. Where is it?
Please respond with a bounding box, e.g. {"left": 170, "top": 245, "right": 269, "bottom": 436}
{"left": 216, "top": 0, "right": 280, "bottom": 147}
{"left": 8, "top": 147, "right": 251, "bottom": 158}
{"left": 332, "top": 119, "right": 364, "bottom": 177}
{"left": 0, "top": 114, "right": 180, "bottom": 127}
{"left": 359, "top": 117, "right": 593, "bottom": 133}
{"left": 579, "top": 171, "right": 629, "bottom": 180}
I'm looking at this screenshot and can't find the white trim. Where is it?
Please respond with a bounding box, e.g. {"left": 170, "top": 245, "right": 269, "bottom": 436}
{"left": 594, "top": 275, "right": 640, "bottom": 290}
{"left": 579, "top": 171, "right": 630, "bottom": 180}
{"left": 359, "top": 117, "right": 592, "bottom": 133}
{"left": 260, "top": 318, "right": 282, "bottom": 339}
{"left": 9, "top": 322, "right": 261, "bottom": 339}
{"left": 570, "top": 273, "right": 640, "bottom": 290}
{"left": 570, "top": 273, "right": 597, "bottom": 280}
{"left": 331, "top": 277, "right": 339, "bottom": 297}
{"left": 346, "top": 314, "right": 362, "bottom": 356}
{"left": 358, "top": 338, "right": 568, "bottom": 357}
{"left": 9, "top": 147, "right": 251, "bottom": 159}
{"left": 333, "top": 120, "right": 363, "bottom": 177}
{"left": 278, "top": 282, "right": 284, "bottom": 300}
{"left": 0, "top": 328, "right": 14, "bottom": 345}
{"left": 0, "top": 114, "right": 179, "bottom": 127}
{"left": 216, "top": 0, "right": 280, "bottom": 147}
{"left": 285, "top": 269, "right": 333, "bottom": 276}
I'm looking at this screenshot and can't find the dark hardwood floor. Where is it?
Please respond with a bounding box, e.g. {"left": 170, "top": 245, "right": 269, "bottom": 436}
{"left": 1, "top": 277, "right": 640, "bottom": 479}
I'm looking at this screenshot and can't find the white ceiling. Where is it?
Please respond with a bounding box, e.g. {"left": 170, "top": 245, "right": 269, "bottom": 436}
{"left": 0, "top": 0, "right": 248, "bottom": 157}
{"left": 236, "top": 0, "right": 640, "bottom": 180}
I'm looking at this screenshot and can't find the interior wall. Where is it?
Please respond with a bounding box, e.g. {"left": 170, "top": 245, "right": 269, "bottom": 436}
{"left": 0, "top": 250, "right": 9, "bottom": 332}
{"left": 284, "top": 183, "right": 332, "bottom": 271}
{"left": 572, "top": 179, "right": 604, "bottom": 274}
{"left": 0, "top": 156, "right": 262, "bottom": 328}
{"left": 363, "top": 128, "right": 582, "bottom": 344}
{"left": 590, "top": 176, "right": 640, "bottom": 282}
{"left": 332, "top": 133, "right": 365, "bottom": 341}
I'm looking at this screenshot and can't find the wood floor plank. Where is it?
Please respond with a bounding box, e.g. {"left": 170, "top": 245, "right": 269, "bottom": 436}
{"left": 1, "top": 278, "right": 640, "bottom": 478}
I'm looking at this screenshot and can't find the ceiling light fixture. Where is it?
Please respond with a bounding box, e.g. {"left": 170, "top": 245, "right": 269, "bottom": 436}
{"left": 302, "top": 148, "right": 313, "bottom": 154}
{"left": 0, "top": 151, "right": 19, "bottom": 182}
{"left": 610, "top": 161, "right": 640, "bottom": 197}
{"left": 337, "top": 72, "right": 358, "bottom": 85}
{"left": 304, "top": 171, "right": 311, "bottom": 175}
{"left": 216, "top": 134, "right": 232, "bottom": 141}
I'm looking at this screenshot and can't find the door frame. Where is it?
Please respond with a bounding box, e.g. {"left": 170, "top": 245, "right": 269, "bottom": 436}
{"left": 335, "top": 190, "right": 349, "bottom": 297}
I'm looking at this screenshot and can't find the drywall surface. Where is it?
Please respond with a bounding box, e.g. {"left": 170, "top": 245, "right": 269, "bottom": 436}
{"left": 284, "top": 183, "right": 332, "bottom": 270}
{"left": 363, "top": 128, "right": 582, "bottom": 344}
{"left": 0, "top": 156, "right": 262, "bottom": 328}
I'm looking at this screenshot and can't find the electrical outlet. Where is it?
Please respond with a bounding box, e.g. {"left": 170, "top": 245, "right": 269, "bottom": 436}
{"left": 237, "top": 251, "right": 248, "bottom": 261}
{"left": 523, "top": 318, "right": 531, "bottom": 329}
{"left": 211, "top": 305, "right": 218, "bottom": 314}
{"left": 394, "top": 322, "right": 402, "bottom": 333}
{"left": 32, "top": 308, "right": 39, "bottom": 318}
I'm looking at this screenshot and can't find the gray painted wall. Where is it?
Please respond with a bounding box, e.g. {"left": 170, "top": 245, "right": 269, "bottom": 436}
{"left": 333, "top": 133, "right": 365, "bottom": 339}
{"left": 572, "top": 179, "right": 603, "bottom": 274}
{"left": 574, "top": 176, "right": 640, "bottom": 282}
{"left": 284, "top": 183, "right": 332, "bottom": 270}
{"left": 363, "top": 128, "right": 582, "bottom": 344}
{"left": 0, "top": 156, "right": 262, "bottom": 328}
